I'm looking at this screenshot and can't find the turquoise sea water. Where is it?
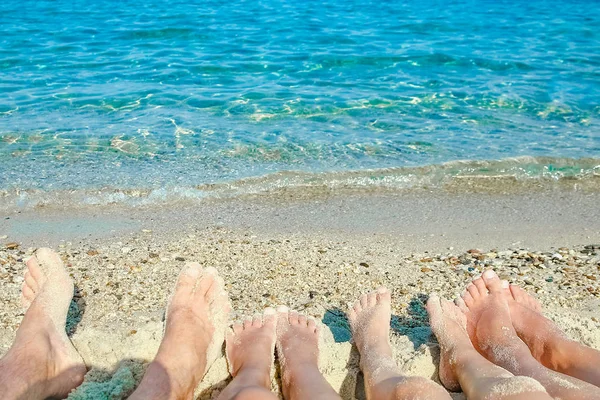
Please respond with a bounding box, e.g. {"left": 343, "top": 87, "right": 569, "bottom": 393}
{"left": 1, "top": 0, "right": 599, "bottom": 207}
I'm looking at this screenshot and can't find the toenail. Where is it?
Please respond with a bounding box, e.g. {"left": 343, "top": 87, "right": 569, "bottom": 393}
{"left": 264, "top": 307, "right": 276, "bottom": 315}
{"left": 276, "top": 305, "right": 289, "bottom": 312}
{"left": 483, "top": 270, "right": 496, "bottom": 279}
{"left": 501, "top": 280, "right": 509, "bottom": 288}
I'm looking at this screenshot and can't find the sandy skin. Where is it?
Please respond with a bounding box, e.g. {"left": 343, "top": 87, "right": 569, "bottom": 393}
{"left": 502, "top": 282, "right": 600, "bottom": 388}
{"left": 348, "top": 287, "right": 450, "bottom": 400}
{"left": 276, "top": 306, "right": 340, "bottom": 400}
{"left": 218, "top": 308, "right": 278, "bottom": 400}
{"left": 427, "top": 294, "right": 551, "bottom": 399}
{"left": 129, "top": 263, "right": 231, "bottom": 400}
{"left": 458, "top": 270, "right": 600, "bottom": 399}
{"left": 0, "top": 248, "right": 87, "bottom": 399}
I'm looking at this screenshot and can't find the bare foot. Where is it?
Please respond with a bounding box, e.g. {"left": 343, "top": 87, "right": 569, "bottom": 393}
{"left": 428, "top": 294, "right": 551, "bottom": 400}
{"left": 226, "top": 308, "right": 277, "bottom": 387}
{"left": 276, "top": 307, "right": 340, "bottom": 400}
{"left": 457, "top": 270, "right": 530, "bottom": 366}
{"left": 130, "top": 263, "right": 231, "bottom": 399}
{"left": 459, "top": 270, "right": 600, "bottom": 399}
{"left": 0, "top": 248, "right": 86, "bottom": 399}
{"left": 426, "top": 294, "right": 468, "bottom": 391}
{"left": 347, "top": 287, "right": 393, "bottom": 364}
{"left": 502, "top": 282, "right": 600, "bottom": 387}
{"left": 349, "top": 288, "right": 450, "bottom": 400}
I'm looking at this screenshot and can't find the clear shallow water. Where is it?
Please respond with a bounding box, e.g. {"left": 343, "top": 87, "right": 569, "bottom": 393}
{"left": 1, "top": 0, "right": 599, "bottom": 203}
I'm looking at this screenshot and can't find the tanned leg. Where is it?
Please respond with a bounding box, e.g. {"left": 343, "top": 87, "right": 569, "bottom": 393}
{"left": 348, "top": 288, "right": 450, "bottom": 400}
{"left": 129, "top": 263, "right": 230, "bottom": 400}
{"left": 217, "top": 308, "right": 278, "bottom": 400}
{"left": 457, "top": 270, "right": 600, "bottom": 399}
{"left": 427, "top": 294, "right": 551, "bottom": 399}
{"left": 0, "top": 248, "right": 86, "bottom": 399}
{"left": 276, "top": 307, "right": 340, "bottom": 400}
{"left": 503, "top": 282, "right": 600, "bottom": 388}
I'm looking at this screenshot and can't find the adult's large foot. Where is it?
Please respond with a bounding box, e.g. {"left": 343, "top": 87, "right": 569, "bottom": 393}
{"left": 458, "top": 270, "right": 600, "bottom": 398}
{"left": 276, "top": 307, "right": 340, "bottom": 400}
{"left": 504, "top": 282, "right": 600, "bottom": 387}
{"left": 348, "top": 288, "right": 450, "bottom": 400}
{"left": 129, "top": 263, "right": 230, "bottom": 400}
{"left": 0, "top": 248, "right": 86, "bottom": 399}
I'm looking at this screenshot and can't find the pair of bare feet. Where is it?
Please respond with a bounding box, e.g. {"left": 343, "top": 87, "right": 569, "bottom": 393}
{"left": 425, "top": 269, "right": 600, "bottom": 399}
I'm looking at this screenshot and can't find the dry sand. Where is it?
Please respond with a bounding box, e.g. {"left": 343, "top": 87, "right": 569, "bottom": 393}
{"left": 0, "top": 190, "right": 599, "bottom": 399}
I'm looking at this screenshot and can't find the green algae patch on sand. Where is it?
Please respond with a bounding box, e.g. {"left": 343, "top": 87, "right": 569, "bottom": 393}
{"left": 68, "top": 365, "right": 136, "bottom": 400}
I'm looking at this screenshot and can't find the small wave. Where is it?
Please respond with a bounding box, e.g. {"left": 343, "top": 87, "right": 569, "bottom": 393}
{"left": 1, "top": 157, "right": 598, "bottom": 212}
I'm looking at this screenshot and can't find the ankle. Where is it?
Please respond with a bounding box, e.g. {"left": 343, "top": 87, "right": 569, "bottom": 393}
{"left": 234, "top": 366, "right": 271, "bottom": 389}
{"left": 543, "top": 337, "right": 580, "bottom": 373}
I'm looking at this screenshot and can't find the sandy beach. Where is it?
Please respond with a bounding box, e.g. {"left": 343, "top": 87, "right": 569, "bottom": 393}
{"left": 0, "top": 187, "right": 599, "bottom": 399}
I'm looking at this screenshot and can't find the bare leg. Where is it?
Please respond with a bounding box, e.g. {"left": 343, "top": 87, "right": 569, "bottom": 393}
{"left": 129, "top": 263, "right": 230, "bottom": 400}
{"left": 457, "top": 270, "right": 600, "bottom": 399}
{"left": 427, "top": 294, "right": 551, "bottom": 400}
{"left": 0, "top": 248, "right": 86, "bottom": 399}
{"left": 276, "top": 307, "right": 340, "bottom": 400}
{"left": 217, "top": 308, "right": 278, "bottom": 400}
{"left": 347, "top": 288, "right": 450, "bottom": 400}
{"left": 504, "top": 282, "right": 600, "bottom": 387}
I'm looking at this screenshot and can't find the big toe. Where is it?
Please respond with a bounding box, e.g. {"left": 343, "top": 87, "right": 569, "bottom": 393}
{"left": 481, "top": 270, "right": 503, "bottom": 294}
{"left": 426, "top": 294, "right": 443, "bottom": 325}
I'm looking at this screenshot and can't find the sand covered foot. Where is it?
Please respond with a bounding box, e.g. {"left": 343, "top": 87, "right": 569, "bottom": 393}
{"left": 503, "top": 282, "right": 600, "bottom": 387}
{"left": 426, "top": 294, "right": 468, "bottom": 391}
{"left": 458, "top": 270, "right": 532, "bottom": 362}
{"left": 130, "top": 263, "right": 230, "bottom": 399}
{"left": 459, "top": 270, "right": 600, "bottom": 398}
{"left": 226, "top": 308, "right": 277, "bottom": 385}
{"left": 0, "top": 248, "right": 86, "bottom": 398}
{"left": 428, "top": 294, "right": 551, "bottom": 399}
{"left": 276, "top": 307, "right": 340, "bottom": 400}
{"left": 349, "top": 288, "right": 450, "bottom": 400}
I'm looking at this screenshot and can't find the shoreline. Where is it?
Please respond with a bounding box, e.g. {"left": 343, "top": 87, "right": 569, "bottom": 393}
{"left": 2, "top": 187, "right": 600, "bottom": 252}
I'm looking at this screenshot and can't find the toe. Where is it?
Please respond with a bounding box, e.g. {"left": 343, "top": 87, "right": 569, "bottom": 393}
{"left": 455, "top": 297, "right": 469, "bottom": 314}
{"left": 24, "top": 271, "right": 38, "bottom": 294}
{"left": 307, "top": 317, "right": 317, "bottom": 330}
{"left": 472, "top": 277, "right": 487, "bottom": 296}
{"left": 353, "top": 298, "right": 363, "bottom": 315}
{"left": 171, "top": 264, "right": 201, "bottom": 303}
{"left": 482, "top": 270, "right": 503, "bottom": 293}
{"left": 376, "top": 287, "right": 391, "bottom": 304}
{"left": 233, "top": 322, "right": 244, "bottom": 334}
{"left": 298, "top": 313, "right": 308, "bottom": 326}
{"left": 509, "top": 284, "right": 525, "bottom": 302}
{"left": 243, "top": 317, "right": 253, "bottom": 330}
{"left": 289, "top": 310, "right": 300, "bottom": 325}
{"left": 276, "top": 306, "right": 290, "bottom": 334}
{"left": 22, "top": 283, "right": 35, "bottom": 302}
{"left": 252, "top": 314, "right": 263, "bottom": 327}
{"left": 25, "top": 256, "right": 44, "bottom": 284}
{"left": 347, "top": 303, "right": 357, "bottom": 323}
{"left": 461, "top": 290, "right": 475, "bottom": 308}
{"left": 359, "top": 293, "right": 368, "bottom": 308}
{"left": 367, "top": 291, "right": 377, "bottom": 307}
{"left": 426, "top": 294, "right": 442, "bottom": 323}
{"left": 196, "top": 266, "right": 218, "bottom": 297}
{"left": 263, "top": 308, "right": 277, "bottom": 328}
{"left": 466, "top": 283, "right": 479, "bottom": 299}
